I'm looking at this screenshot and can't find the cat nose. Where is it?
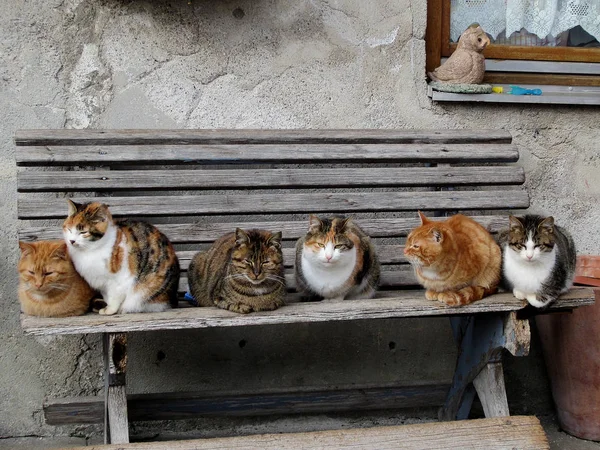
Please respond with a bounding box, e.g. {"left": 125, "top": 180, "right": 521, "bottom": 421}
{"left": 69, "top": 240, "right": 76, "bottom": 245}
{"left": 526, "top": 254, "right": 533, "bottom": 260}
{"left": 325, "top": 254, "right": 332, "bottom": 261}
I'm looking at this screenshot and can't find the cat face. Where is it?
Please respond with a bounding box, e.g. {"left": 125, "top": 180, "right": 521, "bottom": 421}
{"left": 302, "top": 215, "right": 355, "bottom": 265}
{"left": 230, "top": 228, "right": 283, "bottom": 285}
{"left": 19, "top": 241, "right": 71, "bottom": 295}
{"left": 63, "top": 200, "right": 112, "bottom": 250}
{"left": 404, "top": 212, "right": 444, "bottom": 267}
{"left": 507, "top": 215, "right": 555, "bottom": 262}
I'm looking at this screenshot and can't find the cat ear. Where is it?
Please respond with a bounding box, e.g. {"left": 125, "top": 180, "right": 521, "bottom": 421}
{"left": 235, "top": 228, "right": 250, "bottom": 246}
{"left": 538, "top": 216, "right": 554, "bottom": 234}
{"left": 418, "top": 211, "right": 430, "bottom": 225}
{"left": 268, "top": 231, "right": 282, "bottom": 249}
{"left": 334, "top": 217, "right": 350, "bottom": 232}
{"left": 308, "top": 215, "right": 322, "bottom": 234}
{"left": 67, "top": 199, "right": 80, "bottom": 217}
{"left": 432, "top": 229, "right": 443, "bottom": 243}
{"left": 51, "top": 242, "right": 68, "bottom": 260}
{"left": 19, "top": 241, "right": 34, "bottom": 256}
{"left": 509, "top": 215, "right": 524, "bottom": 231}
{"left": 91, "top": 203, "right": 111, "bottom": 222}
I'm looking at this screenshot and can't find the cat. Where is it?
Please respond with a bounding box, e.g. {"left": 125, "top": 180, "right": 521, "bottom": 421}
{"left": 404, "top": 212, "right": 501, "bottom": 306}
{"left": 18, "top": 240, "right": 95, "bottom": 317}
{"left": 63, "top": 200, "right": 180, "bottom": 315}
{"left": 295, "top": 215, "right": 380, "bottom": 301}
{"left": 188, "top": 228, "right": 286, "bottom": 314}
{"left": 500, "top": 215, "right": 576, "bottom": 308}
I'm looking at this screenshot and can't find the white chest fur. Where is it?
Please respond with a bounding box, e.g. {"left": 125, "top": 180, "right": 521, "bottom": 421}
{"left": 503, "top": 245, "right": 555, "bottom": 295}
{"left": 301, "top": 247, "right": 357, "bottom": 297}
{"left": 66, "top": 226, "right": 133, "bottom": 294}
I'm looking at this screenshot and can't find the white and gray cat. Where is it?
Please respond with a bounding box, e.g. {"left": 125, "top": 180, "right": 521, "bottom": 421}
{"left": 500, "top": 215, "right": 576, "bottom": 308}
{"left": 294, "top": 215, "right": 380, "bottom": 300}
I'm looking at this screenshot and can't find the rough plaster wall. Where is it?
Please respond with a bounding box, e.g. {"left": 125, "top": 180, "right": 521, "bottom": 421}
{"left": 0, "top": 0, "right": 598, "bottom": 440}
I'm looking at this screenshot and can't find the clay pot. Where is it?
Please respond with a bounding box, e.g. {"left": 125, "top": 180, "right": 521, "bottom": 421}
{"left": 536, "top": 255, "right": 600, "bottom": 441}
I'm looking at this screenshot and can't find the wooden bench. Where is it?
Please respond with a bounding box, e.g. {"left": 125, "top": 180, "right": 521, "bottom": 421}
{"left": 15, "top": 129, "right": 594, "bottom": 445}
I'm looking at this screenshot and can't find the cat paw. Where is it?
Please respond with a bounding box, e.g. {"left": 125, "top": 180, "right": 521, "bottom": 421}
{"left": 98, "top": 306, "right": 119, "bottom": 315}
{"left": 437, "top": 292, "right": 462, "bottom": 307}
{"left": 513, "top": 289, "right": 526, "bottom": 300}
{"left": 425, "top": 290, "right": 438, "bottom": 301}
{"left": 526, "top": 294, "right": 551, "bottom": 308}
{"left": 229, "top": 303, "right": 253, "bottom": 314}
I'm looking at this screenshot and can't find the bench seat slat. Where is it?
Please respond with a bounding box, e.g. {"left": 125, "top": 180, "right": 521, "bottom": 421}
{"left": 15, "top": 143, "right": 519, "bottom": 166}
{"left": 18, "top": 215, "right": 513, "bottom": 242}
{"left": 19, "top": 288, "right": 595, "bottom": 336}
{"left": 18, "top": 166, "right": 525, "bottom": 192}
{"left": 14, "top": 129, "right": 514, "bottom": 147}
{"left": 19, "top": 190, "right": 530, "bottom": 219}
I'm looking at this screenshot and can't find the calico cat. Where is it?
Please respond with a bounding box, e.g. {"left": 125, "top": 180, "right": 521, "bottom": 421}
{"left": 500, "top": 215, "right": 576, "bottom": 308}
{"left": 188, "top": 228, "right": 285, "bottom": 314}
{"left": 18, "top": 240, "right": 95, "bottom": 317}
{"left": 63, "top": 200, "right": 180, "bottom": 315}
{"left": 295, "top": 215, "right": 380, "bottom": 300}
{"left": 404, "top": 212, "right": 501, "bottom": 306}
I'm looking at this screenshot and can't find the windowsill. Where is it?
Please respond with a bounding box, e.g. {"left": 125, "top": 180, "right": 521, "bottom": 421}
{"left": 428, "top": 84, "right": 600, "bottom": 105}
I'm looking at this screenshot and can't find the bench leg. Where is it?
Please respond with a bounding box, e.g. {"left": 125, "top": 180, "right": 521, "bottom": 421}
{"left": 473, "top": 360, "right": 509, "bottom": 417}
{"left": 103, "top": 332, "right": 129, "bottom": 444}
{"left": 439, "top": 315, "right": 507, "bottom": 421}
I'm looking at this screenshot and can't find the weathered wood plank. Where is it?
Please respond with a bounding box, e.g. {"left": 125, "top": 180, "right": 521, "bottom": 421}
{"left": 473, "top": 362, "right": 510, "bottom": 418}
{"left": 44, "top": 382, "right": 450, "bottom": 424}
{"left": 67, "top": 416, "right": 549, "bottom": 450}
{"left": 18, "top": 166, "right": 525, "bottom": 192}
{"left": 18, "top": 190, "right": 530, "bottom": 219}
{"left": 178, "top": 266, "right": 418, "bottom": 293}
{"left": 177, "top": 245, "right": 408, "bottom": 270}
{"left": 18, "top": 215, "right": 512, "bottom": 243}
{"left": 19, "top": 288, "right": 595, "bottom": 336}
{"left": 103, "top": 333, "right": 129, "bottom": 444}
{"left": 14, "top": 129, "right": 513, "bottom": 146}
{"left": 15, "top": 143, "right": 520, "bottom": 166}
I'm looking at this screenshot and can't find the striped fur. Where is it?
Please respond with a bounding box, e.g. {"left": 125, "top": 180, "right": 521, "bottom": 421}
{"left": 18, "top": 240, "right": 95, "bottom": 317}
{"left": 188, "top": 229, "right": 285, "bottom": 314}
{"left": 404, "top": 212, "right": 501, "bottom": 306}
{"left": 63, "top": 200, "right": 180, "bottom": 315}
{"left": 295, "top": 215, "right": 380, "bottom": 300}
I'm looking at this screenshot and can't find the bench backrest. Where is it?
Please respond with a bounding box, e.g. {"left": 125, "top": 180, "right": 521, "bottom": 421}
{"left": 15, "top": 129, "right": 528, "bottom": 297}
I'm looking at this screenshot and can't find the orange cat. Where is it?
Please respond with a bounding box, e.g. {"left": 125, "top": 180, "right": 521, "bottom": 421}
{"left": 18, "top": 240, "right": 95, "bottom": 317}
{"left": 404, "top": 212, "right": 501, "bottom": 306}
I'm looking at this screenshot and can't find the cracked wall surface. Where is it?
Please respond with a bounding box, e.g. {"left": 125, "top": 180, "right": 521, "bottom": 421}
{"left": 1, "top": 0, "right": 599, "bottom": 441}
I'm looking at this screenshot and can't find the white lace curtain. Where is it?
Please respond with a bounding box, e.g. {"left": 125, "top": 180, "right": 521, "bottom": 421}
{"left": 450, "top": 0, "right": 600, "bottom": 43}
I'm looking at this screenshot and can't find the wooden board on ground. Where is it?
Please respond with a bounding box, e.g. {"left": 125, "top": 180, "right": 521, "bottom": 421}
{"left": 68, "top": 415, "right": 549, "bottom": 450}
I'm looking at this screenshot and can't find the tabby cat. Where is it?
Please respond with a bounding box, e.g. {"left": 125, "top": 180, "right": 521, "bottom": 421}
{"left": 188, "top": 228, "right": 285, "bottom": 314}
{"left": 500, "top": 215, "right": 576, "bottom": 308}
{"left": 295, "top": 215, "right": 380, "bottom": 300}
{"left": 404, "top": 212, "right": 501, "bottom": 306}
{"left": 18, "top": 240, "right": 95, "bottom": 317}
{"left": 63, "top": 200, "right": 180, "bottom": 315}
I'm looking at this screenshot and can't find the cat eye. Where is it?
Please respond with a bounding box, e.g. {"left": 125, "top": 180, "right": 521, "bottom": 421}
{"left": 28, "top": 270, "right": 34, "bottom": 275}
{"left": 334, "top": 244, "right": 345, "bottom": 249}
{"left": 412, "top": 244, "right": 420, "bottom": 249}
{"left": 243, "top": 259, "right": 253, "bottom": 266}
{"left": 316, "top": 243, "right": 325, "bottom": 248}
{"left": 43, "top": 272, "right": 54, "bottom": 276}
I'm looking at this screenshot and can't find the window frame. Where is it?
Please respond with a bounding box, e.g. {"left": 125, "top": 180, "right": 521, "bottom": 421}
{"left": 426, "top": 0, "right": 600, "bottom": 86}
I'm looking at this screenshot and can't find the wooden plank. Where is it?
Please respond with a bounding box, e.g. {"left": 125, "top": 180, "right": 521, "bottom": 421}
{"left": 18, "top": 215, "right": 514, "bottom": 243}
{"left": 14, "top": 143, "right": 520, "bottom": 166}
{"left": 473, "top": 362, "right": 510, "bottom": 418}
{"left": 14, "top": 129, "right": 514, "bottom": 146}
{"left": 44, "top": 382, "right": 450, "bottom": 425}
{"left": 18, "top": 190, "right": 530, "bottom": 219}
{"left": 178, "top": 266, "right": 418, "bottom": 293}
{"left": 576, "top": 255, "right": 600, "bottom": 279}
{"left": 67, "top": 416, "right": 550, "bottom": 450}
{"left": 103, "top": 333, "right": 129, "bottom": 444}
{"left": 177, "top": 245, "right": 408, "bottom": 270}
{"left": 18, "top": 166, "right": 525, "bottom": 192}
{"left": 19, "top": 288, "right": 595, "bottom": 336}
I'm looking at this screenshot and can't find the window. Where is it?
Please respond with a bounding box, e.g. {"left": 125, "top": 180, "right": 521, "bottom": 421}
{"left": 426, "top": 0, "right": 600, "bottom": 87}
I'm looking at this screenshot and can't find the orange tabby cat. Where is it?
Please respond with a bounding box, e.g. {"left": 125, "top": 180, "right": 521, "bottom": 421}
{"left": 404, "top": 212, "right": 501, "bottom": 306}
{"left": 18, "top": 240, "right": 95, "bottom": 317}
